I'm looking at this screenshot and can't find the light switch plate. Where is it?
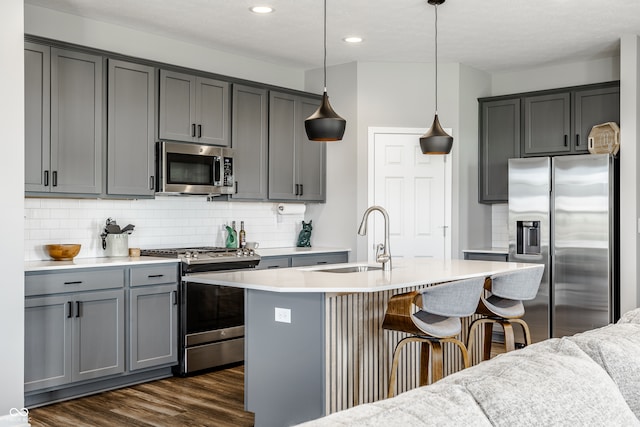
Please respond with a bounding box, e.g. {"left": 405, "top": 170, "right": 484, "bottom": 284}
{"left": 275, "top": 307, "right": 291, "bottom": 323}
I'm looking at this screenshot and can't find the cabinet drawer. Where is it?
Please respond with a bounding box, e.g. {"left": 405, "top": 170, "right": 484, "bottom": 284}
{"left": 130, "top": 264, "right": 179, "bottom": 286}
{"left": 25, "top": 268, "right": 125, "bottom": 296}
{"left": 256, "top": 257, "right": 291, "bottom": 270}
{"left": 291, "top": 252, "right": 348, "bottom": 267}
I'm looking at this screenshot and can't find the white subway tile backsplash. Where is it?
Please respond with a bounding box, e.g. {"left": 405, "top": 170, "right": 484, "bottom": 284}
{"left": 491, "top": 203, "right": 509, "bottom": 248}
{"left": 25, "top": 197, "right": 306, "bottom": 261}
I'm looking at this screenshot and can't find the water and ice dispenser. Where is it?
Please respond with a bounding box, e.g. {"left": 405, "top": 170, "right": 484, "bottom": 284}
{"left": 516, "top": 221, "right": 541, "bottom": 255}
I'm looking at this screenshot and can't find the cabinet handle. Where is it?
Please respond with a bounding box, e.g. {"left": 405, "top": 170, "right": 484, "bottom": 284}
{"left": 192, "top": 123, "right": 196, "bottom": 137}
{"left": 150, "top": 176, "right": 155, "bottom": 191}
{"left": 198, "top": 124, "right": 202, "bottom": 138}
{"left": 44, "top": 170, "right": 49, "bottom": 187}
{"left": 75, "top": 301, "right": 81, "bottom": 318}
{"left": 67, "top": 301, "right": 73, "bottom": 318}
{"left": 300, "top": 184, "right": 303, "bottom": 196}
{"left": 295, "top": 184, "right": 299, "bottom": 196}
{"left": 235, "top": 181, "right": 238, "bottom": 194}
{"left": 576, "top": 134, "right": 580, "bottom": 147}
{"left": 52, "top": 171, "right": 58, "bottom": 187}
{"left": 64, "top": 281, "right": 83, "bottom": 285}
{"left": 148, "top": 274, "right": 164, "bottom": 278}
{"left": 172, "top": 290, "right": 178, "bottom": 305}
{"left": 267, "top": 265, "right": 281, "bottom": 269}
{"left": 564, "top": 135, "right": 568, "bottom": 147}
{"left": 316, "top": 261, "right": 328, "bottom": 264}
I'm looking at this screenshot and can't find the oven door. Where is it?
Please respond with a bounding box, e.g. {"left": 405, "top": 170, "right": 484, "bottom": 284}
{"left": 184, "top": 282, "right": 244, "bottom": 346}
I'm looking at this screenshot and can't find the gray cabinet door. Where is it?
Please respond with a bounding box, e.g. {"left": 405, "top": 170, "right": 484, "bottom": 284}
{"left": 107, "top": 59, "right": 155, "bottom": 196}
{"left": 24, "top": 294, "right": 73, "bottom": 392}
{"left": 50, "top": 48, "right": 103, "bottom": 194}
{"left": 73, "top": 289, "right": 125, "bottom": 382}
{"left": 231, "top": 85, "right": 268, "bottom": 200}
{"left": 196, "top": 77, "right": 230, "bottom": 146}
{"left": 24, "top": 43, "right": 51, "bottom": 192}
{"left": 269, "top": 92, "right": 298, "bottom": 200}
{"left": 523, "top": 92, "right": 570, "bottom": 156}
{"left": 159, "top": 70, "right": 230, "bottom": 146}
{"left": 297, "top": 97, "right": 325, "bottom": 202}
{"left": 573, "top": 86, "right": 620, "bottom": 154}
{"left": 159, "top": 69, "right": 195, "bottom": 142}
{"left": 129, "top": 284, "right": 178, "bottom": 371}
{"left": 479, "top": 98, "right": 521, "bottom": 203}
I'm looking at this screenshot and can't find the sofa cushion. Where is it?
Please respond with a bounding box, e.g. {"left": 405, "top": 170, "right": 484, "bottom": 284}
{"left": 440, "top": 338, "right": 639, "bottom": 426}
{"left": 567, "top": 321, "right": 640, "bottom": 418}
{"left": 297, "top": 384, "right": 492, "bottom": 426}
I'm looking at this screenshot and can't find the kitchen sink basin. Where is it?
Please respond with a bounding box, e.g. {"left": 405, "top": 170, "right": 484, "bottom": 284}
{"left": 317, "top": 265, "right": 382, "bottom": 273}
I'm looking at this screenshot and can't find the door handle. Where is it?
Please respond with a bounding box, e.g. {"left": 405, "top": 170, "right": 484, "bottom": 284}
{"left": 300, "top": 184, "right": 303, "bottom": 196}
{"left": 172, "top": 290, "right": 178, "bottom": 305}
{"left": 52, "top": 171, "right": 58, "bottom": 187}
{"left": 149, "top": 176, "right": 155, "bottom": 190}
{"left": 563, "top": 134, "right": 568, "bottom": 147}
{"left": 44, "top": 170, "right": 49, "bottom": 187}
{"left": 576, "top": 134, "right": 580, "bottom": 147}
{"left": 75, "top": 301, "right": 81, "bottom": 318}
{"left": 295, "top": 184, "right": 299, "bottom": 196}
{"left": 67, "top": 301, "right": 73, "bottom": 318}
{"left": 192, "top": 123, "right": 196, "bottom": 137}
{"left": 235, "top": 181, "right": 238, "bottom": 194}
{"left": 198, "top": 124, "right": 202, "bottom": 138}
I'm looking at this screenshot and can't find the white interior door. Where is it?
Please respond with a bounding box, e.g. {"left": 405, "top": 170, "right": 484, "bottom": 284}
{"left": 368, "top": 127, "right": 451, "bottom": 261}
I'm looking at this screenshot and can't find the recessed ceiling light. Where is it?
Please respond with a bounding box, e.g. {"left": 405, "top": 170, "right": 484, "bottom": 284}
{"left": 250, "top": 6, "right": 274, "bottom": 14}
{"left": 343, "top": 36, "right": 363, "bottom": 44}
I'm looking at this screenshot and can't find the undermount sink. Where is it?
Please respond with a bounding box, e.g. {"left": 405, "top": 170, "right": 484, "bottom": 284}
{"left": 317, "top": 265, "right": 383, "bottom": 273}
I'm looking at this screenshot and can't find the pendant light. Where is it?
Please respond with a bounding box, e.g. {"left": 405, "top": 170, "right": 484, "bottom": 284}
{"left": 304, "top": 0, "right": 346, "bottom": 142}
{"left": 420, "top": 0, "right": 453, "bottom": 155}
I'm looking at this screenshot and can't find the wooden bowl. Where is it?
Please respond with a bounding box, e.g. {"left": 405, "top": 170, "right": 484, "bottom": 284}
{"left": 45, "top": 244, "right": 81, "bottom": 261}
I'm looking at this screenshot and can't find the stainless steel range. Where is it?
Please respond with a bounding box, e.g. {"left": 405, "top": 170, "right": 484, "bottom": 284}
{"left": 140, "top": 247, "right": 260, "bottom": 375}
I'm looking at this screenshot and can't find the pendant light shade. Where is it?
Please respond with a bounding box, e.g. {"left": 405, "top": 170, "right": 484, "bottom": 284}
{"left": 421, "top": 0, "right": 453, "bottom": 155}
{"left": 304, "top": 0, "right": 346, "bottom": 142}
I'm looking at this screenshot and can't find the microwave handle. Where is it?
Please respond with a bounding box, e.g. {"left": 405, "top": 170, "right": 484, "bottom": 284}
{"left": 214, "top": 156, "right": 221, "bottom": 185}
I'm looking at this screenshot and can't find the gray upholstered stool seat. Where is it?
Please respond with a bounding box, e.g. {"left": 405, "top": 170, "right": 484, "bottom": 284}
{"left": 467, "top": 264, "right": 545, "bottom": 363}
{"left": 382, "top": 277, "right": 485, "bottom": 398}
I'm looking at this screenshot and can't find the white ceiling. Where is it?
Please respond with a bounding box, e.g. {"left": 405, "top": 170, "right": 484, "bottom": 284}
{"left": 24, "top": 0, "right": 640, "bottom": 73}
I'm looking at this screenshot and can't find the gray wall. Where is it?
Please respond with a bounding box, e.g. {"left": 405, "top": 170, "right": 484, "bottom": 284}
{"left": 1, "top": 0, "right": 24, "bottom": 414}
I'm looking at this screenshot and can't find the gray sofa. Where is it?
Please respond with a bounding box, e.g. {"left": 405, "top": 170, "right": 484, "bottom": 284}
{"left": 300, "top": 308, "right": 640, "bottom": 426}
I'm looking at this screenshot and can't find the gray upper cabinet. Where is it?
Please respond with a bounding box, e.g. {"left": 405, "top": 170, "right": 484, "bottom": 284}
{"left": 231, "top": 85, "right": 268, "bottom": 200}
{"left": 573, "top": 85, "right": 620, "bottom": 153}
{"left": 268, "top": 91, "right": 325, "bottom": 202}
{"left": 478, "top": 98, "right": 521, "bottom": 203}
{"left": 159, "top": 69, "right": 230, "bottom": 146}
{"left": 25, "top": 45, "right": 103, "bottom": 194}
{"left": 24, "top": 42, "right": 51, "bottom": 192}
{"left": 523, "top": 92, "right": 571, "bottom": 156}
{"left": 107, "top": 59, "right": 156, "bottom": 197}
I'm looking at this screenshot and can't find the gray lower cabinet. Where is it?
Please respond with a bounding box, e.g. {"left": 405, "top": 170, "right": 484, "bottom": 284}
{"left": 25, "top": 44, "right": 103, "bottom": 194}
{"left": 256, "top": 252, "right": 348, "bottom": 270}
{"left": 463, "top": 251, "right": 509, "bottom": 262}
{"left": 107, "top": 59, "right": 156, "bottom": 197}
{"left": 159, "top": 69, "right": 230, "bottom": 146}
{"left": 231, "top": 85, "right": 268, "bottom": 200}
{"left": 478, "top": 98, "right": 521, "bottom": 203}
{"left": 24, "top": 288, "right": 125, "bottom": 392}
{"left": 25, "top": 263, "right": 178, "bottom": 402}
{"left": 268, "top": 92, "right": 326, "bottom": 202}
{"left": 129, "top": 284, "right": 178, "bottom": 371}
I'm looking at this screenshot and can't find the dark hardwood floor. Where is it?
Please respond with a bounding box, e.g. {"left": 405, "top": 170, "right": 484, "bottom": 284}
{"left": 29, "top": 365, "right": 254, "bottom": 427}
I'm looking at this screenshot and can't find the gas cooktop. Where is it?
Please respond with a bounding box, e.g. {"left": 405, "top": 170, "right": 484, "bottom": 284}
{"left": 140, "top": 246, "right": 260, "bottom": 266}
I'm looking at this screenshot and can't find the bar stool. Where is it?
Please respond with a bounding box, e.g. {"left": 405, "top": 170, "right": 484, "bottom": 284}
{"left": 467, "top": 265, "right": 545, "bottom": 362}
{"left": 382, "top": 277, "right": 485, "bottom": 398}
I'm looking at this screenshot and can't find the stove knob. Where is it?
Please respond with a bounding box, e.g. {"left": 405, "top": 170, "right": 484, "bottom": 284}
{"left": 192, "top": 251, "right": 199, "bottom": 259}
{"left": 248, "top": 249, "right": 255, "bottom": 256}
{"left": 236, "top": 250, "right": 243, "bottom": 257}
{"left": 185, "top": 251, "right": 191, "bottom": 258}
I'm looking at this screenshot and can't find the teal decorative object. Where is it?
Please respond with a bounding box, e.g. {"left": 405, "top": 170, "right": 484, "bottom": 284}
{"left": 225, "top": 225, "right": 237, "bottom": 248}
{"left": 297, "top": 220, "right": 313, "bottom": 247}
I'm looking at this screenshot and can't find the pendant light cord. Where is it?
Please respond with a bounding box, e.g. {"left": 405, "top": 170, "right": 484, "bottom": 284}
{"left": 323, "top": 0, "right": 327, "bottom": 92}
{"left": 434, "top": 3, "right": 438, "bottom": 114}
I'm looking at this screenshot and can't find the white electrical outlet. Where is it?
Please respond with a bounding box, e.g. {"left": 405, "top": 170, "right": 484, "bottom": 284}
{"left": 274, "top": 307, "right": 291, "bottom": 323}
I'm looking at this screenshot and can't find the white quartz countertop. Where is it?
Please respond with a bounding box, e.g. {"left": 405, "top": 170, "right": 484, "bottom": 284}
{"left": 183, "top": 258, "right": 540, "bottom": 293}
{"left": 256, "top": 247, "right": 351, "bottom": 257}
{"left": 25, "top": 257, "right": 180, "bottom": 272}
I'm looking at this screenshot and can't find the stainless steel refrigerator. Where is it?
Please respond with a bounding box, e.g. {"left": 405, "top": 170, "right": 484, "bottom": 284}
{"left": 508, "top": 154, "right": 619, "bottom": 343}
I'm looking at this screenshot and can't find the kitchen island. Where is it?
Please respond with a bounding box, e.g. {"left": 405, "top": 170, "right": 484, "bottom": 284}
{"left": 185, "top": 258, "right": 540, "bottom": 427}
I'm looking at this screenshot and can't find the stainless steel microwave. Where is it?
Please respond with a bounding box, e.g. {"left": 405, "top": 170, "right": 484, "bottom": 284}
{"left": 157, "top": 141, "right": 234, "bottom": 195}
